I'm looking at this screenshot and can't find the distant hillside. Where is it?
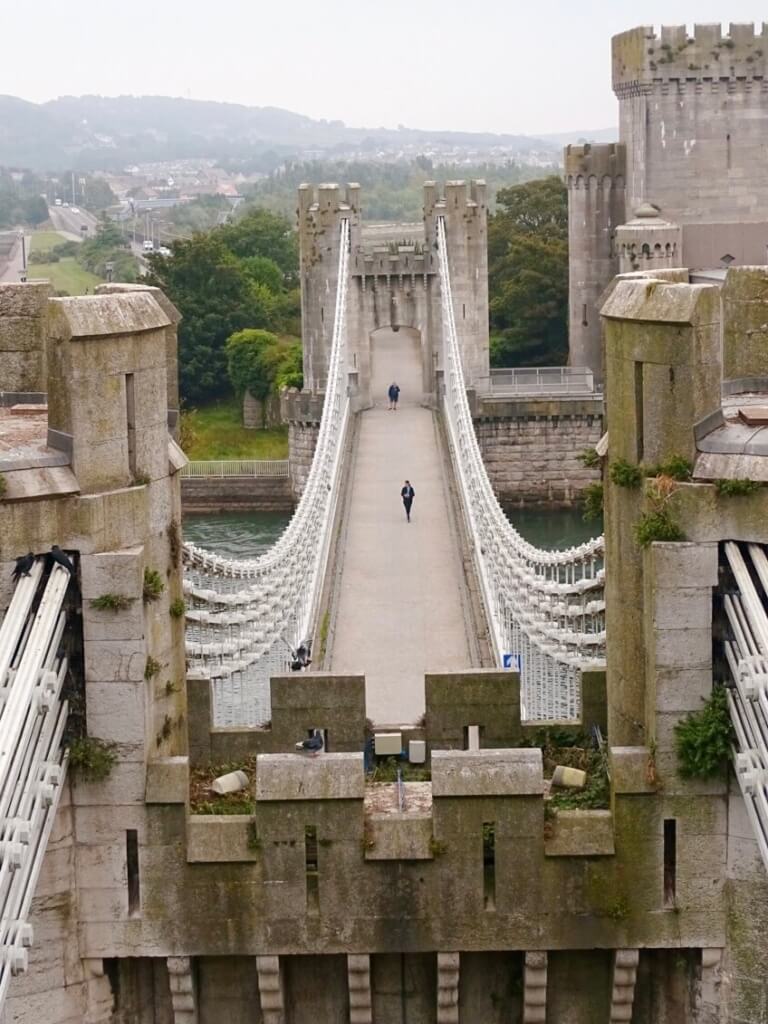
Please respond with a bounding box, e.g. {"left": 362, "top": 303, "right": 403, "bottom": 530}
{"left": 540, "top": 127, "right": 618, "bottom": 146}
{"left": 0, "top": 94, "right": 563, "bottom": 171}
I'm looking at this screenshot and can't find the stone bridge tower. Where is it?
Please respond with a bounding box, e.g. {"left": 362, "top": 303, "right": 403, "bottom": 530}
{"left": 297, "top": 180, "right": 489, "bottom": 407}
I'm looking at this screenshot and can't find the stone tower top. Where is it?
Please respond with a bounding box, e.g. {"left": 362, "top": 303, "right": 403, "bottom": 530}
{"left": 564, "top": 142, "right": 625, "bottom": 182}
{"left": 613, "top": 23, "right": 768, "bottom": 94}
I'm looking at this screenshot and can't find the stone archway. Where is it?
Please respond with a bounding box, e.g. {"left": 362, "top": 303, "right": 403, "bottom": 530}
{"left": 368, "top": 326, "right": 423, "bottom": 409}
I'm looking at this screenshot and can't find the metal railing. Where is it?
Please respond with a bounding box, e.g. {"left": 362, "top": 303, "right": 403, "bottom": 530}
{"left": 483, "top": 366, "right": 598, "bottom": 397}
{"left": 437, "top": 217, "right": 605, "bottom": 721}
{"left": 182, "top": 219, "right": 352, "bottom": 726}
{"left": 181, "top": 460, "right": 290, "bottom": 479}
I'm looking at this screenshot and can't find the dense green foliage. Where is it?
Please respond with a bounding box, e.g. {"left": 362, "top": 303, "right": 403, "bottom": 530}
{"left": 244, "top": 158, "right": 555, "bottom": 220}
{"left": 581, "top": 483, "right": 604, "bottom": 522}
{"left": 715, "top": 478, "right": 760, "bottom": 496}
{"left": 226, "top": 329, "right": 302, "bottom": 405}
{"left": 68, "top": 737, "right": 118, "bottom": 782}
{"left": 487, "top": 177, "right": 568, "bottom": 367}
{"left": 674, "top": 686, "right": 735, "bottom": 778}
{"left": 634, "top": 509, "right": 685, "bottom": 547}
{"left": 146, "top": 209, "right": 299, "bottom": 404}
{"left": 609, "top": 458, "right": 642, "bottom": 488}
{"left": 78, "top": 215, "right": 138, "bottom": 281}
{"left": 645, "top": 455, "right": 693, "bottom": 481}
{"left": 0, "top": 169, "right": 48, "bottom": 228}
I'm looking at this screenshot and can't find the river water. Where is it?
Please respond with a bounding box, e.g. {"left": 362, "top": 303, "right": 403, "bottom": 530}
{"left": 182, "top": 507, "right": 603, "bottom": 557}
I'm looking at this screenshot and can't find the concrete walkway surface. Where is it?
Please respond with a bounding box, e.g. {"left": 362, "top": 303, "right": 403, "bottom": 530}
{"left": 329, "top": 329, "right": 471, "bottom": 725}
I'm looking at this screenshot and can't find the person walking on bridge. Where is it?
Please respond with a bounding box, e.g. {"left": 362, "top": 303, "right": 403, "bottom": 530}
{"left": 387, "top": 382, "right": 400, "bottom": 410}
{"left": 401, "top": 480, "right": 415, "bottom": 522}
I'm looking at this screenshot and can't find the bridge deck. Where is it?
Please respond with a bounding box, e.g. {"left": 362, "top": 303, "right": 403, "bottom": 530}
{"left": 329, "top": 328, "right": 471, "bottom": 725}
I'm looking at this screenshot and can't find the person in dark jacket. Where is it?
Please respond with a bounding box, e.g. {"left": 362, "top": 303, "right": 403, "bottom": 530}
{"left": 387, "top": 382, "right": 400, "bottom": 410}
{"left": 401, "top": 480, "right": 415, "bottom": 522}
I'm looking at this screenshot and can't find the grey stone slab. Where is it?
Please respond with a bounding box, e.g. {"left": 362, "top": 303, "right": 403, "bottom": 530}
{"left": 255, "top": 752, "right": 365, "bottom": 801}
{"left": 431, "top": 749, "right": 543, "bottom": 797}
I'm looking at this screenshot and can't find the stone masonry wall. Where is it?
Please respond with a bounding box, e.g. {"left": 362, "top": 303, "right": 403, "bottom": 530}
{"left": 288, "top": 421, "right": 319, "bottom": 499}
{"left": 474, "top": 399, "right": 603, "bottom": 507}
{"left": 180, "top": 476, "right": 294, "bottom": 514}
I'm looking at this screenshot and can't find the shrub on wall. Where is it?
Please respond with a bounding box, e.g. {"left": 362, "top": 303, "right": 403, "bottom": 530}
{"left": 715, "top": 478, "right": 760, "bottom": 497}
{"left": 609, "top": 458, "right": 642, "bottom": 488}
{"left": 674, "top": 686, "right": 734, "bottom": 778}
{"left": 69, "top": 737, "right": 117, "bottom": 782}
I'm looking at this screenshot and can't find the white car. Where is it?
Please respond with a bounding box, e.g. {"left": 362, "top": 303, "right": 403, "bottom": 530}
{"left": 142, "top": 240, "right": 155, "bottom": 253}
{"left": 71, "top": 206, "right": 79, "bottom": 214}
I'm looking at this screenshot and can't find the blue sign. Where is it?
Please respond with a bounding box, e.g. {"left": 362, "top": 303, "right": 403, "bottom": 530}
{"left": 503, "top": 653, "right": 521, "bottom": 671}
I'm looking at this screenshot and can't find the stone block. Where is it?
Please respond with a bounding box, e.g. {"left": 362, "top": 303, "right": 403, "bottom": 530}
{"left": 255, "top": 753, "right": 365, "bottom": 801}
{"left": 0, "top": 316, "right": 44, "bottom": 352}
{"left": 74, "top": 805, "right": 147, "bottom": 846}
{"left": 431, "top": 749, "right": 543, "bottom": 797}
{"left": 0, "top": 281, "right": 52, "bottom": 317}
{"left": 365, "top": 815, "right": 434, "bottom": 860}
{"left": 85, "top": 681, "right": 146, "bottom": 747}
{"left": 646, "top": 542, "right": 718, "bottom": 589}
{"left": 49, "top": 292, "right": 169, "bottom": 342}
{"left": 545, "top": 810, "right": 615, "bottom": 856}
{"left": 652, "top": 627, "right": 712, "bottom": 670}
{"left": 652, "top": 588, "right": 712, "bottom": 630}
{"left": 84, "top": 639, "right": 146, "bottom": 682}
{"left": 146, "top": 757, "right": 188, "bottom": 804}
{"left": 72, "top": 761, "right": 146, "bottom": 807}
{"left": 610, "top": 748, "right": 657, "bottom": 794}
{"left": 186, "top": 816, "right": 258, "bottom": 863}
{"left": 75, "top": 843, "right": 127, "bottom": 891}
{"left": 654, "top": 668, "right": 712, "bottom": 713}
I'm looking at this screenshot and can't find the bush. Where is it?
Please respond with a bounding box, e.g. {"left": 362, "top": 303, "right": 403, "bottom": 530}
{"left": 715, "top": 478, "right": 760, "bottom": 497}
{"left": 634, "top": 475, "right": 684, "bottom": 547}
{"left": 609, "top": 458, "right": 642, "bottom": 488}
{"left": 648, "top": 455, "right": 692, "bottom": 482}
{"left": 674, "top": 687, "right": 734, "bottom": 778}
{"left": 581, "top": 482, "right": 603, "bottom": 521}
{"left": 169, "top": 598, "right": 185, "bottom": 619}
{"left": 578, "top": 447, "right": 601, "bottom": 469}
{"left": 69, "top": 737, "right": 117, "bottom": 782}
{"left": 143, "top": 568, "right": 165, "bottom": 603}
{"left": 90, "top": 593, "right": 134, "bottom": 611}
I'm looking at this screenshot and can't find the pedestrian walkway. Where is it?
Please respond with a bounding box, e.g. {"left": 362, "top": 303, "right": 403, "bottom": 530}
{"left": 329, "top": 328, "right": 472, "bottom": 725}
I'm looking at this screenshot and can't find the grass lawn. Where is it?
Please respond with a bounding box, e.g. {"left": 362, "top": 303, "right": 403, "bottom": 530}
{"left": 184, "top": 399, "right": 289, "bottom": 460}
{"left": 29, "top": 258, "right": 101, "bottom": 295}
{"left": 29, "top": 230, "right": 71, "bottom": 251}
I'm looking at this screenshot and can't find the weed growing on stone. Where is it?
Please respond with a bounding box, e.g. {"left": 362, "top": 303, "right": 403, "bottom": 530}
{"left": 429, "top": 836, "right": 448, "bottom": 857}
{"left": 144, "top": 656, "right": 161, "bottom": 680}
{"left": 168, "top": 519, "right": 181, "bottom": 565}
{"left": 634, "top": 475, "right": 684, "bottom": 547}
{"left": 581, "top": 482, "right": 603, "bottom": 521}
{"left": 674, "top": 686, "right": 734, "bottom": 778}
{"left": 369, "top": 757, "right": 431, "bottom": 783}
{"left": 247, "top": 821, "right": 262, "bottom": 849}
{"left": 69, "top": 737, "right": 117, "bottom": 782}
{"left": 0, "top": 473, "right": 6, "bottom": 497}
{"left": 90, "top": 593, "right": 134, "bottom": 612}
{"left": 646, "top": 455, "right": 692, "bottom": 481}
{"left": 714, "top": 478, "right": 760, "bottom": 497}
{"left": 132, "top": 473, "right": 151, "bottom": 487}
{"left": 578, "top": 447, "right": 601, "bottom": 469}
{"left": 169, "top": 598, "right": 185, "bottom": 618}
{"left": 143, "top": 568, "right": 165, "bottom": 603}
{"left": 609, "top": 458, "right": 642, "bottom": 488}
{"left": 548, "top": 748, "right": 610, "bottom": 812}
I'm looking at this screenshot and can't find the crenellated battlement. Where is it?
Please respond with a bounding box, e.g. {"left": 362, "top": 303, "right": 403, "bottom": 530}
{"left": 564, "top": 142, "right": 625, "bottom": 186}
{"left": 613, "top": 23, "right": 768, "bottom": 94}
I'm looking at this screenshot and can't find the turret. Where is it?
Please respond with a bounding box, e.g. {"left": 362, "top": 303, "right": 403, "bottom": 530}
{"left": 614, "top": 203, "right": 682, "bottom": 274}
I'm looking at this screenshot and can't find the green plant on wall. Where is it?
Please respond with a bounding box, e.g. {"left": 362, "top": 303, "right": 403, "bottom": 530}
{"left": 143, "top": 568, "right": 165, "bottom": 603}
{"left": 0, "top": 473, "right": 6, "bottom": 497}
{"left": 144, "top": 656, "right": 161, "bottom": 680}
{"left": 634, "top": 476, "right": 684, "bottom": 548}
{"left": 581, "top": 482, "right": 603, "bottom": 522}
{"left": 715, "top": 478, "right": 760, "bottom": 497}
{"left": 610, "top": 458, "right": 642, "bottom": 488}
{"left": 578, "top": 447, "right": 601, "bottom": 469}
{"left": 69, "top": 737, "right": 117, "bottom": 782}
{"left": 90, "top": 593, "right": 134, "bottom": 612}
{"left": 674, "top": 686, "right": 735, "bottom": 778}
{"left": 647, "top": 455, "right": 692, "bottom": 482}
{"left": 169, "top": 598, "right": 185, "bottom": 618}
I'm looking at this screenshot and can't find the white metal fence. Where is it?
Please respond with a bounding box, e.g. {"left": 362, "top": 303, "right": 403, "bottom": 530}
{"left": 181, "top": 460, "right": 290, "bottom": 479}
{"left": 483, "top": 366, "right": 598, "bottom": 396}
{"left": 437, "top": 217, "right": 606, "bottom": 721}
{"left": 182, "top": 219, "right": 352, "bottom": 726}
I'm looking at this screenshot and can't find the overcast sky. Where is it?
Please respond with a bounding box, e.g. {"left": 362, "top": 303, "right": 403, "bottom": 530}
{"left": 2, "top": 0, "right": 766, "bottom": 135}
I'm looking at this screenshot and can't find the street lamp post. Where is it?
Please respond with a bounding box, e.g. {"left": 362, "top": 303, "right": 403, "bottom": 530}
{"left": 105, "top": 260, "right": 115, "bottom": 284}
{"left": 19, "top": 231, "right": 27, "bottom": 283}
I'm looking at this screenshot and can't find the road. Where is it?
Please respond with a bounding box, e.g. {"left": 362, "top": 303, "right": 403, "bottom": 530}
{"left": 48, "top": 205, "right": 99, "bottom": 241}
{"left": 0, "top": 232, "right": 31, "bottom": 283}
{"left": 329, "top": 328, "right": 472, "bottom": 726}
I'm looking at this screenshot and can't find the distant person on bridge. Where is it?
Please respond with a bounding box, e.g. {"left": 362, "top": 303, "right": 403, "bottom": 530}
{"left": 401, "top": 480, "right": 415, "bottom": 522}
{"left": 387, "top": 382, "right": 400, "bottom": 410}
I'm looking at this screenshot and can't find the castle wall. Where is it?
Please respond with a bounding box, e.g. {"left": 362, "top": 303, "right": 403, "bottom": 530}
{"left": 472, "top": 396, "right": 603, "bottom": 507}
{"left": 179, "top": 475, "right": 294, "bottom": 514}
{"left": 613, "top": 24, "right": 768, "bottom": 223}
{"left": 0, "top": 281, "right": 52, "bottom": 395}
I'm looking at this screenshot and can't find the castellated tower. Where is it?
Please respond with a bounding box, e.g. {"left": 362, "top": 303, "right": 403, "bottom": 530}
{"left": 565, "top": 143, "right": 625, "bottom": 382}
{"left": 613, "top": 23, "right": 768, "bottom": 264}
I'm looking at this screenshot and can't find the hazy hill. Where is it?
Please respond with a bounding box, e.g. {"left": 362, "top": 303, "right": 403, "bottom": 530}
{"left": 0, "top": 94, "right": 566, "bottom": 170}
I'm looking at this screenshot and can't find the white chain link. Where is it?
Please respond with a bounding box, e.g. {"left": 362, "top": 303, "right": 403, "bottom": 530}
{"left": 436, "top": 217, "right": 605, "bottom": 720}
{"left": 182, "top": 219, "right": 351, "bottom": 725}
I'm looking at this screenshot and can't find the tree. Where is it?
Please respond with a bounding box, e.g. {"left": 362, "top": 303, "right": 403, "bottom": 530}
{"left": 146, "top": 235, "right": 275, "bottom": 404}
{"left": 218, "top": 209, "right": 298, "bottom": 281}
{"left": 487, "top": 177, "right": 569, "bottom": 367}
{"left": 226, "top": 329, "right": 302, "bottom": 403}
{"left": 77, "top": 215, "right": 138, "bottom": 282}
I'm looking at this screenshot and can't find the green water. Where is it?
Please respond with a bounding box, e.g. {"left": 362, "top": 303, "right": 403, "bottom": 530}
{"left": 183, "top": 507, "right": 601, "bottom": 558}
{"left": 183, "top": 511, "right": 291, "bottom": 558}
{"left": 505, "top": 507, "right": 603, "bottom": 551}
